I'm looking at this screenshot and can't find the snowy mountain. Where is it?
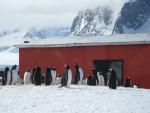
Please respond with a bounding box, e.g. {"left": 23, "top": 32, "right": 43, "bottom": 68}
{"left": 0, "top": 30, "right": 27, "bottom": 52}
{"left": 70, "top": 0, "right": 150, "bottom": 36}
{"left": 70, "top": 7, "right": 115, "bottom": 36}
{"left": 0, "top": 27, "right": 70, "bottom": 52}
{"left": 113, "top": 0, "right": 150, "bottom": 34}
{"left": 0, "top": 29, "right": 20, "bottom": 37}
{"left": 55, "top": 27, "right": 70, "bottom": 36}
{"left": 24, "top": 27, "right": 70, "bottom": 38}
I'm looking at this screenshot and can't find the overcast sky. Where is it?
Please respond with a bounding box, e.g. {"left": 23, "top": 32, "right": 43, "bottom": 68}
{"left": 0, "top": 0, "right": 126, "bottom": 29}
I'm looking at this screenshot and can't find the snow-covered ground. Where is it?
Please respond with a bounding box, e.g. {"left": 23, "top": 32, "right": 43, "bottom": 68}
{"left": 0, "top": 85, "right": 150, "bottom": 113}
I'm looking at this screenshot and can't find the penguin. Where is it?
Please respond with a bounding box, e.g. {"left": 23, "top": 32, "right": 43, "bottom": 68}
{"left": 2, "top": 67, "right": 9, "bottom": 85}
{"left": 23, "top": 69, "right": 31, "bottom": 84}
{"left": 30, "top": 68, "right": 36, "bottom": 84}
{"left": 34, "top": 66, "right": 42, "bottom": 85}
{"left": 6, "top": 68, "right": 11, "bottom": 85}
{"left": 97, "top": 72, "right": 105, "bottom": 86}
{"left": 67, "top": 65, "right": 72, "bottom": 86}
{"left": 45, "top": 67, "right": 52, "bottom": 85}
{"left": 11, "top": 65, "right": 18, "bottom": 85}
{"left": 51, "top": 66, "right": 56, "bottom": 85}
{"left": 74, "top": 62, "right": 80, "bottom": 84}
{"left": 108, "top": 69, "right": 117, "bottom": 89}
{"left": 58, "top": 64, "right": 72, "bottom": 87}
{"left": 92, "top": 68, "right": 99, "bottom": 85}
{"left": 78, "top": 67, "right": 84, "bottom": 85}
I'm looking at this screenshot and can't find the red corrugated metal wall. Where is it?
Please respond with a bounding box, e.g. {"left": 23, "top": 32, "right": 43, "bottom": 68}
{"left": 19, "top": 44, "right": 150, "bottom": 88}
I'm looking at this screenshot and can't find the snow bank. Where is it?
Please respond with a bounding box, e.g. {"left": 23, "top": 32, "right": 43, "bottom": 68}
{"left": 0, "top": 85, "right": 149, "bottom": 113}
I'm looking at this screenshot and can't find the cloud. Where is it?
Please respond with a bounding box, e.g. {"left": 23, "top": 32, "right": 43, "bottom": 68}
{"left": 0, "top": 0, "right": 127, "bottom": 29}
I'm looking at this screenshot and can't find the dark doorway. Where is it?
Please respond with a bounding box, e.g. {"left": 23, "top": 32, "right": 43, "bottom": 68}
{"left": 93, "top": 60, "right": 123, "bottom": 85}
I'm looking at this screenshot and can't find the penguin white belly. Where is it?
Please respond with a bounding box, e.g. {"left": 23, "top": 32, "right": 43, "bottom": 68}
{"left": 6, "top": 71, "right": 11, "bottom": 85}
{"left": 23, "top": 72, "right": 31, "bottom": 84}
{"left": 67, "top": 69, "right": 72, "bottom": 85}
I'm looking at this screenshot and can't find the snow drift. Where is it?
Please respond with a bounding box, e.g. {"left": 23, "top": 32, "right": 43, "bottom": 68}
{"left": 0, "top": 85, "right": 150, "bottom": 113}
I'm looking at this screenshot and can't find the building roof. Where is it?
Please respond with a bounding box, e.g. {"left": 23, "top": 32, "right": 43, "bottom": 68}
{"left": 15, "top": 34, "right": 150, "bottom": 48}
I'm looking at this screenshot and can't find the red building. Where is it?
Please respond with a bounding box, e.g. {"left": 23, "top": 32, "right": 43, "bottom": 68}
{"left": 15, "top": 34, "right": 150, "bottom": 88}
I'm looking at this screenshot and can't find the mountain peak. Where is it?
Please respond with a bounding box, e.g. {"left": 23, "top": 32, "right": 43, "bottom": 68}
{"left": 70, "top": 7, "right": 115, "bottom": 36}
{"left": 23, "top": 27, "right": 70, "bottom": 39}
{"left": 113, "top": 0, "right": 150, "bottom": 34}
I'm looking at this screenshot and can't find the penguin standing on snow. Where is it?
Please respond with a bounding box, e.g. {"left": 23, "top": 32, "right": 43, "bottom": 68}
{"left": 97, "top": 72, "right": 105, "bottom": 86}
{"left": 30, "top": 68, "right": 36, "bottom": 84}
{"left": 2, "top": 67, "right": 9, "bottom": 85}
{"left": 23, "top": 68, "right": 31, "bottom": 84}
{"left": 59, "top": 64, "right": 72, "bottom": 87}
{"left": 65, "top": 65, "right": 72, "bottom": 86}
{"left": 45, "top": 67, "right": 52, "bottom": 85}
{"left": 108, "top": 69, "right": 117, "bottom": 89}
{"left": 92, "top": 67, "right": 99, "bottom": 85}
{"left": 78, "top": 67, "right": 84, "bottom": 85}
{"left": 51, "top": 66, "right": 56, "bottom": 85}
{"left": 5, "top": 67, "right": 11, "bottom": 85}
{"left": 11, "top": 65, "right": 18, "bottom": 85}
{"left": 73, "top": 62, "right": 80, "bottom": 84}
{"left": 34, "top": 66, "right": 42, "bottom": 85}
